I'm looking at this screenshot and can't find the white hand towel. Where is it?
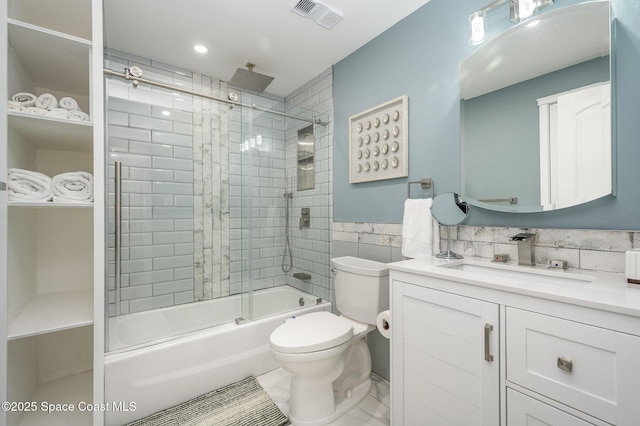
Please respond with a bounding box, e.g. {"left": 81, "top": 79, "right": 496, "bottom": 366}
{"left": 7, "top": 101, "right": 24, "bottom": 112}
{"left": 35, "top": 93, "right": 58, "bottom": 110}
{"left": 401, "top": 198, "right": 440, "bottom": 259}
{"left": 52, "top": 172, "right": 93, "bottom": 202}
{"left": 68, "top": 110, "right": 89, "bottom": 122}
{"left": 12, "top": 92, "right": 36, "bottom": 107}
{"left": 8, "top": 168, "right": 53, "bottom": 202}
{"left": 25, "top": 106, "right": 48, "bottom": 116}
{"left": 46, "top": 108, "right": 69, "bottom": 120}
{"left": 59, "top": 97, "right": 80, "bottom": 111}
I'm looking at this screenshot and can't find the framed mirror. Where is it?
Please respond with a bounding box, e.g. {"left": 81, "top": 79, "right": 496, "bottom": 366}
{"left": 459, "top": 1, "right": 611, "bottom": 212}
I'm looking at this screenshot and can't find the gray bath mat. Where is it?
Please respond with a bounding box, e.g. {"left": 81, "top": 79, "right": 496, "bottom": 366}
{"left": 127, "top": 376, "right": 288, "bottom": 426}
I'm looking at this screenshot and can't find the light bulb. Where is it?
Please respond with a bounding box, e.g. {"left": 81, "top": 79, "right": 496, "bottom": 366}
{"left": 518, "top": 0, "right": 536, "bottom": 20}
{"left": 469, "top": 11, "right": 486, "bottom": 45}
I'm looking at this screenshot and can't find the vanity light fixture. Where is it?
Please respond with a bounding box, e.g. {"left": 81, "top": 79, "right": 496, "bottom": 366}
{"left": 469, "top": 0, "right": 553, "bottom": 45}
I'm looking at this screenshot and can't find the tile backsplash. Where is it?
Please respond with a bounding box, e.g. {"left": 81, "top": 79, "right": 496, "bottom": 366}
{"left": 332, "top": 222, "right": 638, "bottom": 274}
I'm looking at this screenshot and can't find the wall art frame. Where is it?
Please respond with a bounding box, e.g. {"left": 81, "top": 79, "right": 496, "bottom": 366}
{"left": 349, "top": 95, "right": 408, "bottom": 183}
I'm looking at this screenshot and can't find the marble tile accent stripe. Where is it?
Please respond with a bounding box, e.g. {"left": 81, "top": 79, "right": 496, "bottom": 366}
{"left": 332, "top": 222, "right": 637, "bottom": 274}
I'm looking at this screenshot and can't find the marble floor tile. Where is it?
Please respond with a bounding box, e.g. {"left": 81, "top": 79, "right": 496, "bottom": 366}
{"left": 257, "top": 368, "right": 390, "bottom": 426}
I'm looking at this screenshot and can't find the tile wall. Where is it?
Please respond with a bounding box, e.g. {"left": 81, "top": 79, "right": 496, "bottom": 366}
{"left": 283, "top": 68, "right": 334, "bottom": 301}
{"left": 104, "top": 49, "right": 333, "bottom": 316}
{"left": 105, "top": 49, "right": 201, "bottom": 315}
{"left": 332, "top": 221, "right": 638, "bottom": 274}
{"left": 227, "top": 92, "right": 288, "bottom": 295}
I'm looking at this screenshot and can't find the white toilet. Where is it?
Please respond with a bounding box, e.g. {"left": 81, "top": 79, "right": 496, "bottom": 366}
{"left": 269, "top": 256, "right": 389, "bottom": 426}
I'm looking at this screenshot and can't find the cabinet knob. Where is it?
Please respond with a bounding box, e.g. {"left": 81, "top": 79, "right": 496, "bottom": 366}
{"left": 557, "top": 356, "right": 573, "bottom": 373}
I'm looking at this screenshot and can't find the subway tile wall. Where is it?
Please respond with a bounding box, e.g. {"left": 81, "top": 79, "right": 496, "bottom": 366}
{"left": 283, "top": 68, "right": 333, "bottom": 301}
{"left": 228, "top": 92, "right": 289, "bottom": 295}
{"left": 105, "top": 50, "right": 238, "bottom": 314}
{"left": 105, "top": 49, "right": 333, "bottom": 315}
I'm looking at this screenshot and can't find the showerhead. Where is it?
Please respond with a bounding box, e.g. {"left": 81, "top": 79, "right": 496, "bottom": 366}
{"left": 229, "top": 63, "right": 274, "bottom": 94}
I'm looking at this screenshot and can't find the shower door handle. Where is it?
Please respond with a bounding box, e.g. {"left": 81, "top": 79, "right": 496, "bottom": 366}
{"left": 114, "top": 161, "right": 122, "bottom": 315}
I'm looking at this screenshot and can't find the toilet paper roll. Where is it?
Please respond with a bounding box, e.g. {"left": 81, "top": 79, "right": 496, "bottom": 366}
{"left": 376, "top": 310, "right": 391, "bottom": 339}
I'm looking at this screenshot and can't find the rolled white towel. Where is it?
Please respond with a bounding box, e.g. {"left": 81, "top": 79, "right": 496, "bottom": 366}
{"left": 7, "top": 101, "right": 24, "bottom": 112}
{"left": 25, "top": 107, "right": 48, "bottom": 116}
{"left": 68, "top": 110, "right": 90, "bottom": 122}
{"left": 12, "top": 92, "right": 37, "bottom": 107}
{"left": 8, "top": 168, "right": 53, "bottom": 202}
{"left": 52, "top": 171, "right": 93, "bottom": 203}
{"left": 59, "top": 97, "right": 80, "bottom": 111}
{"left": 35, "top": 93, "right": 58, "bottom": 110}
{"left": 46, "top": 108, "right": 69, "bottom": 120}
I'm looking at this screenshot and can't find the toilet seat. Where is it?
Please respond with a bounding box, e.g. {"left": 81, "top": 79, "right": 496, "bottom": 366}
{"left": 270, "top": 311, "right": 353, "bottom": 354}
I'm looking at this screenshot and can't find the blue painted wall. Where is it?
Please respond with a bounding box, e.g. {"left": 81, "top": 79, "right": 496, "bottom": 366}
{"left": 333, "top": 0, "right": 640, "bottom": 230}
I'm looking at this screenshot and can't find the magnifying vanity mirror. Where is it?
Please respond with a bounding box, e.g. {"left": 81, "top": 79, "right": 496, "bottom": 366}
{"left": 459, "top": 0, "right": 611, "bottom": 213}
{"left": 431, "top": 193, "right": 470, "bottom": 259}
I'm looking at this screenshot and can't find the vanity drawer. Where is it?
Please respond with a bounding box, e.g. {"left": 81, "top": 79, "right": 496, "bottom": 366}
{"left": 507, "top": 389, "right": 596, "bottom": 426}
{"left": 506, "top": 308, "right": 640, "bottom": 425}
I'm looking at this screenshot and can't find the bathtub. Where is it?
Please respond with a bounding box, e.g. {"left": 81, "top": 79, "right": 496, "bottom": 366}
{"left": 104, "top": 285, "right": 331, "bottom": 425}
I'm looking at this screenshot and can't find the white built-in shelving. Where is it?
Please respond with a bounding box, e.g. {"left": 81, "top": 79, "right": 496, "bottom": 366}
{"left": 3, "top": 0, "right": 101, "bottom": 425}
{"left": 8, "top": 289, "right": 93, "bottom": 339}
{"left": 8, "top": 112, "right": 93, "bottom": 152}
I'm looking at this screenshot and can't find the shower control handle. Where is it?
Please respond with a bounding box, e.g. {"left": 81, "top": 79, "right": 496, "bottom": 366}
{"left": 299, "top": 208, "right": 310, "bottom": 229}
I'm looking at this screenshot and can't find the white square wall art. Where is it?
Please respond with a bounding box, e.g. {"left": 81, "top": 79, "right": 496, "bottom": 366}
{"left": 349, "top": 95, "right": 408, "bottom": 183}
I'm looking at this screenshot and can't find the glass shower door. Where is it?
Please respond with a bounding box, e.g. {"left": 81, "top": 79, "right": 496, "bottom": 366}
{"left": 104, "top": 73, "right": 245, "bottom": 351}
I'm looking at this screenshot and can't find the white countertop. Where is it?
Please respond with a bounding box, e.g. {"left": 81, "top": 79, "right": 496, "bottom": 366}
{"left": 387, "top": 256, "right": 640, "bottom": 318}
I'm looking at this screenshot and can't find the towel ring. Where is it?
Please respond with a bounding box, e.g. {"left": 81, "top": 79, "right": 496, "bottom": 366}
{"left": 407, "top": 178, "right": 434, "bottom": 199}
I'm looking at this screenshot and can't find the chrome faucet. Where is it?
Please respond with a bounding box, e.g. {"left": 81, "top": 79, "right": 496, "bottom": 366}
{"left": 511, "top": 232, "right": 535, "bottom": 266}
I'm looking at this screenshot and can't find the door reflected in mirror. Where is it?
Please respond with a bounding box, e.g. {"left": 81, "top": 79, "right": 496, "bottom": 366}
{"left": 459, "top": 1, "right": 611, "bottom": 212}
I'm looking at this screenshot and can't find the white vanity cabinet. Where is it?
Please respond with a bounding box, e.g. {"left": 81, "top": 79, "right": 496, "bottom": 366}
{"left": 389, "top": 266, "right": 640, "bottom": 426}
{"left": 390, "top": 278, "right": 500, "bottom": 426}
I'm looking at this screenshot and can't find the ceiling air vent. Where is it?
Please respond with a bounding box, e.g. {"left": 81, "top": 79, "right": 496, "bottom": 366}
{"left": 291, "top": 0, "right": 343, "bottom": 29}
{"left": 291, "top": 0, "right": 318, "bottom": 17}
{"left": 316, "top": 9, "right": 342, "bottom": 29}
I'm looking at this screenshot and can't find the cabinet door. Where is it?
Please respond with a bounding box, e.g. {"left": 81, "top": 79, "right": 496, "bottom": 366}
{"left": 391, "top": 281, "right": 500, "bottom": 426}
{"left": 507, "top": 389, "right": 596, "bottom": 426}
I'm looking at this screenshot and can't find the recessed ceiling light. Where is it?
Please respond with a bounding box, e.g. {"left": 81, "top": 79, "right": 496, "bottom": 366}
{"left": 193, "top": 44, "right": 208, "bottom": 54}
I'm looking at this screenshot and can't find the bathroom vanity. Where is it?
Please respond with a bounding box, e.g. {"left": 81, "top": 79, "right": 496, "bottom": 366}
{"left": 388, "top": 258, "right": 640, "bottom": 425}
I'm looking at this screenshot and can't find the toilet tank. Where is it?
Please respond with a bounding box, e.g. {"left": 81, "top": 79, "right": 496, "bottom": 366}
{"left": 331, "top": 256, "right": 389, "bottom": 325}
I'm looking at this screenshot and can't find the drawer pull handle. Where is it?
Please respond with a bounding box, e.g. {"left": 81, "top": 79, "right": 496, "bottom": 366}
{"left": 484, "top": 323, "right": 494, "bottom": 362}
{"left": 557, "top": 356, "right": 573, "bottom": 373}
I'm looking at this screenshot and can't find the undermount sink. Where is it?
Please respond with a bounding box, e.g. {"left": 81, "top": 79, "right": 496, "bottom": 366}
{"left": 438, "top": 261, "right": 595, "bottom": 286}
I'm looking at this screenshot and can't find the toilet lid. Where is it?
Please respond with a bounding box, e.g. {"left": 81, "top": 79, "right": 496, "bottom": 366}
{"left": 270, "top": 311, "right": 353, "bottom": 354}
